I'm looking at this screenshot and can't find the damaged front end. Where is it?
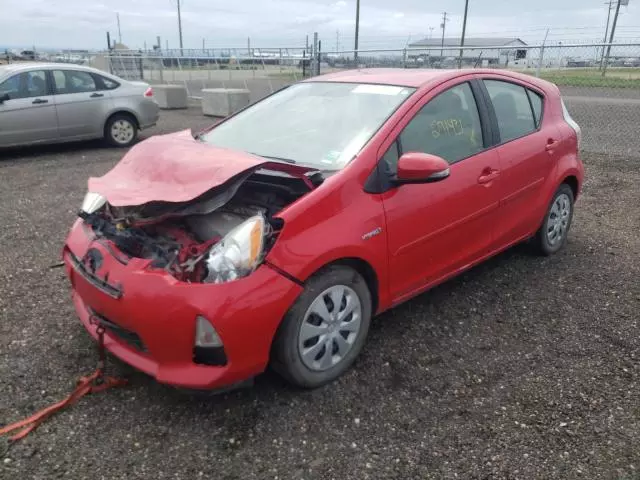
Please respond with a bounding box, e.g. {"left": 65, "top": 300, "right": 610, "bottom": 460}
{"left": 79, "top": 163, "right": 322, "bottom": 285}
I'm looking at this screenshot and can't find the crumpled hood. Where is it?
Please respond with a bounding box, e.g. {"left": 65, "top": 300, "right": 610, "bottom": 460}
{"left": 88, "top": 130, "right": 314, "bottom": 207}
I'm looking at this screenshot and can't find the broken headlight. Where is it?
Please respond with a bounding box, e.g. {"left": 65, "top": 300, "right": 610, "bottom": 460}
{"left": 81, "top": 192, "right": 107, "bottom": 214}
{"left": 203, "top": 215, "right": 265, "bottom": 284}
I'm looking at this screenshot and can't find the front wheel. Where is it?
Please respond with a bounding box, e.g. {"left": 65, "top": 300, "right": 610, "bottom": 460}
{"left": 105, "top": 113, "right": 138, "bottom": 147}
{"left": 272, "top": 265, "right": 372, "bottom": 388}
{"left": 534, "top": 184, "right": 575, "bottom": 255}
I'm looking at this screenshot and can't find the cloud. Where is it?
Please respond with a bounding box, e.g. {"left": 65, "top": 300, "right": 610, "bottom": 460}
{"left": 1, "top": 0, "right": 639, "bottom": 50}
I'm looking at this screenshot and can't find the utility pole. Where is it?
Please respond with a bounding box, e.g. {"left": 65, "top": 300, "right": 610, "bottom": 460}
{"left": 600, "top": 0, "right": 614, "bottom": 69}
{"left": 429, "top": 27, "right": 435, "bottom": 39}
{"left": 440, "top": 12, "right": 448, "bottom": 59}
{"left": 354, "top": 0, "right": 360, "bottom": 62}
{"left": 336, "top": 30, "right": 340, "bottom": 52}
{"left": 459, "top": 0, "right": 470, "bottom": 68}
{"left": 116, "top": 13, "right": 122, "bottom": 44}
{"left": 177, "top": 0, "right": 184, "bottom": 52}
{"left": 602, "top": 0, "right": 622, "bottom": 76}
{"left": 247, "top": 37, "right": 251, "bottom": 55}
{"left": 202, "top": 38, "right": 205, "bottom": 51}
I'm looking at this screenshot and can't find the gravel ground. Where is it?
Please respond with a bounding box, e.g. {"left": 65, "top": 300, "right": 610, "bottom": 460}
{"left": 0, "top": 105, "right": 639, "bottom": 480}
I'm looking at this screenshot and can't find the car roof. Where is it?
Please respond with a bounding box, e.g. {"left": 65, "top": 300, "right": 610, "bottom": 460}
{"left": 306, "top": 68, "right": 555, "bottom": 92}
{"left": 0, "top": 62, "right": 111, "bottom": 78}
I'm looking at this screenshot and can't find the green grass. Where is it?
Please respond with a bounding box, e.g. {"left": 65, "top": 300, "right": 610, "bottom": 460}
{"left": 266, "top": 71, "right": 304, "bottom": 80}
{"left": 523, "top": 68, "right": 640, "bottom": 88}
{"left": 270, "top": 66, "right": 640, "bottom": 88}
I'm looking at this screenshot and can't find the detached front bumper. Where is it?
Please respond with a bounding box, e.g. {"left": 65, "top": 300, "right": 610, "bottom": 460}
{"left": 64, "top": 220, "right": 302, "bottom": 390}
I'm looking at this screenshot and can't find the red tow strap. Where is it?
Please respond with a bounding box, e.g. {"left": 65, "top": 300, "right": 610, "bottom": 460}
{"left": 0, "top": 327, "right": 127, "bottom": 443}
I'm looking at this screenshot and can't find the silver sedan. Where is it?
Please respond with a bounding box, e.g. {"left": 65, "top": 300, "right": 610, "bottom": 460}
{"left": 0, "top": 63, "right": 159, "bottom": 148}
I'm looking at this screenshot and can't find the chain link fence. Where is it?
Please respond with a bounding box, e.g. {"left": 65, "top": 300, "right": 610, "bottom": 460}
{"left": 93, "top": 41, "right": 640, "bottom": 158}
{"left": 96, "top": 48, "right": 311, "bottom": 104}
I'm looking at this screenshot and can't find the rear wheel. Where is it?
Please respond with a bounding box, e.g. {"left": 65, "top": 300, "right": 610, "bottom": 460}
{"left": 534, "top": 184, "right": 575, "bottom": 255}
{"left": 105, "top": 113, "right": 138, "bottom": 147}
{"left": 272, "top": 265, "right": 372, "bottom": 388}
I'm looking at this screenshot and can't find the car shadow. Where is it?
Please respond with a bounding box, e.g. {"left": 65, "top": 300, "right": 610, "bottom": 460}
{"left": 0, "top": 139, "right": 112, "bottom": 162}
{"left": 110, "top": 240, "right": 539, "bottom": 404}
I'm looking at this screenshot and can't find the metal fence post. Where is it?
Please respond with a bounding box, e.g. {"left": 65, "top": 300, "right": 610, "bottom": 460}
{"left": 536, "top": 29, "right": 550, "bottom": 78}
{"left": 312, "top": 32, "right": 319, "bottom": 77}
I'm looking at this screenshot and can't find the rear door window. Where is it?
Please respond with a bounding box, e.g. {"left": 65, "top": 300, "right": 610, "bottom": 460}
{"left": 484, "top": 80, "right": 537, "bottom": 143}
{"left": 53, "top": 70, "right": 97, "bottom": 94}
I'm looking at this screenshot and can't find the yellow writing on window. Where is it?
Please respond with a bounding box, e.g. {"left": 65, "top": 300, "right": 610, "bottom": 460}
{"left": 431, "top": 118, "right": 464, "bottom": 139}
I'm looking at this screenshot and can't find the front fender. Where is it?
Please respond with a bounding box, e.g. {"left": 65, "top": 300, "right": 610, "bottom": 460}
{"left": 266, "top": 186, "right": 391, "bottom": 311}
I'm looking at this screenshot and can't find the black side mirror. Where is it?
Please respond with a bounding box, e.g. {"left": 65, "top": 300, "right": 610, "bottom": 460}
{"left": 0, "top": 93, "right": 10, "bottom": 104}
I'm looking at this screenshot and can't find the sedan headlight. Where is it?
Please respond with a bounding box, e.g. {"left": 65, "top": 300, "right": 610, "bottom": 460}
{"left": 204, "top": 215, "right": 266, "bottom": 284}
{"left": 81, "top": 192, "right": 107, "bottom": 214}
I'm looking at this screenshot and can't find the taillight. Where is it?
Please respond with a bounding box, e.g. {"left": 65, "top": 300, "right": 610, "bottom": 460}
{"left": 144, "top": 87, "right": 153, "bottom": 97}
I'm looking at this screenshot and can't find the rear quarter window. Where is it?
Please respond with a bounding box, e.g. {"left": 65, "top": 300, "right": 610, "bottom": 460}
{"left": 527, "top": 90, "right": 543, "bottom": 128}
{"left": 96, "top": 75, "right": 120, "bottom": 90}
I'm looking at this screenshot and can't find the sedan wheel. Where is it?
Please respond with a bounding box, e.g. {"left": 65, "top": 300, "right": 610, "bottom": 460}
{"left": 111, "top": 120, "right": 135, "bottom": 145}
{"left": 272, "top": 265, "right": 372, "bottom": 388}
{"left": 105, "top": 114, "right": 138, "bottom": 147}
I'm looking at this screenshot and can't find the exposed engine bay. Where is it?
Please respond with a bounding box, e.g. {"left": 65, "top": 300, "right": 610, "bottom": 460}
{"left": 80, "top": 170, "right": 322, "bottom": 283}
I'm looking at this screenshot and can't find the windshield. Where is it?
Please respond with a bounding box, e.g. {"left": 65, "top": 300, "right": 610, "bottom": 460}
{"left": 200, "top": 82, "right": 415, "bottom": 170}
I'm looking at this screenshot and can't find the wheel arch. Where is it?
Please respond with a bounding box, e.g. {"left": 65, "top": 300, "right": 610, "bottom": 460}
{"left": 300, "top": 257, "right": 381, "bottom": 316}
{"left": 561, "top": 175, "right": 579, "bottom": 200}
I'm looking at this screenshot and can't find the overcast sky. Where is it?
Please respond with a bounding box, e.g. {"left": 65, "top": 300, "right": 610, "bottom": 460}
{"left": 2, "top": 0, "right": 640, "bottom": 50}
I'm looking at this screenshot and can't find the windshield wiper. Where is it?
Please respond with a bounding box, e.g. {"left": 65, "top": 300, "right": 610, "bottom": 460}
{"left": 252, "top": 153, "right": 297, "bottom": 165}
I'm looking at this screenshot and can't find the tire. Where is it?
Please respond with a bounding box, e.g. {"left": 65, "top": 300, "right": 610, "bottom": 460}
{"left": 533, "top": 184, "right": 575, "bottom": 256}
{"left": 104, "top": 113, "right": 138, "bottom": 147}
{"left": 272, "top": 265, "right": 372, "bottom": 388}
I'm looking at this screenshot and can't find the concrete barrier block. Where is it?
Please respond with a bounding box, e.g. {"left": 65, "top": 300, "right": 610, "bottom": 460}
{"left": 201, "top": 88, "right": 250, "bottom": 117}
{"left": 154, "top": 84, "right": 188, "bottom": 109}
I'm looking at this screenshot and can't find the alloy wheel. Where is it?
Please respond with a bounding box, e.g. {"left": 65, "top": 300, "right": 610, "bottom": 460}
{"left": 110, "top": 119, "right": 135, "bottom": 145}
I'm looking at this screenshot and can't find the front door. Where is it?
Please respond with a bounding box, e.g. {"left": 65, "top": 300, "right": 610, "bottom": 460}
{"left": 52, "top": 69, "right": 113, "bottom": 139}
{"left": 0, "top": 70, "right": 58, "bottom": 147}
{"left": 379, "top": 81, "right": 502, "bottom": 302}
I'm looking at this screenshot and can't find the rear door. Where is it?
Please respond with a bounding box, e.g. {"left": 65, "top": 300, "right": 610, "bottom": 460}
{"left": 378, "top": 79, "right": 502, "bottom": 302}
{"left": 51, "top": 69, "right": 113, "bottom": 139}
{"left": 0, "top": 70, "right": 58, "bottom": 146}
{"left": 479, "top": 77, "right": 561, "bottom": 245}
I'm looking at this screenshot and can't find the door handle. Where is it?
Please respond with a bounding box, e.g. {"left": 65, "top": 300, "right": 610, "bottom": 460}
{"left": 90, "top": 93, "right": 104, "bottom": 98}
{"left": 478, "top": 168, "right": 500, "bottom": 184}
{"left": 545, "top": 139, "right": 560, "bottom": 151}
{"left": 32, "top": 98, "right": 48, "bottom": 104}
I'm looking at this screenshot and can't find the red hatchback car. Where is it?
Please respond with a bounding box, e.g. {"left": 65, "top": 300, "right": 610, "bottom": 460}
{"left": 64, "top": 69, "right": 584, "bottom": 390}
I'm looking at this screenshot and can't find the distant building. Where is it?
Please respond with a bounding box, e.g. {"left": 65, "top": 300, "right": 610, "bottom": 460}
{"left": 407, "top": 37, "right": 528, "bottom": 67}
